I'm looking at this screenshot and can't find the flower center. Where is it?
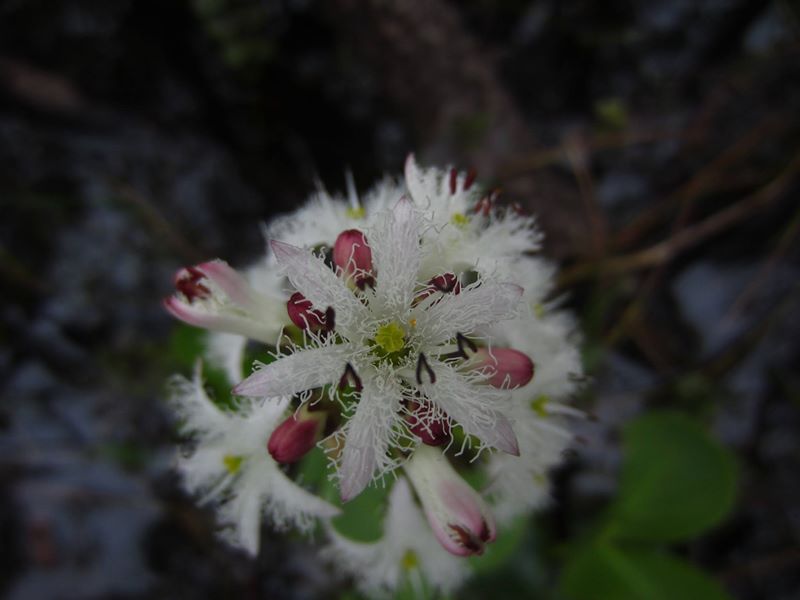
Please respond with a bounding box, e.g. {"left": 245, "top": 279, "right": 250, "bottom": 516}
{"left": 374, "top": 321, "right": 406, "bottom": 354}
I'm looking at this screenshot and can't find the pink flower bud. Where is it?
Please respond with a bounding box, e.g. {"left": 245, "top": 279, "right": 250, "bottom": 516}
{"left": 286, "top": 291, "right": 325, "bottom": 330}
{"left": 413, "top": 272, "right": 461, "bottom": 306}
{"left": 406, "top": 400, "right": 451, "bottom": 446}
{"left": 267, "top": 409, "right": 325, "bottom": 464}
{"left": 404, "top": 446, "right": 496, "bottom": 557}
{"left": 470, "top": 347, "right": 534, "bottom": 388}
{"left": 333, "top": 229, "right": 373, "bottom": 287}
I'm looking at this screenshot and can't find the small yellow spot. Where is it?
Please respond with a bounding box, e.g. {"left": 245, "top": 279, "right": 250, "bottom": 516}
{"left": 451, "top": 212, "right": 469, "bottom": 228}
{"left": 533, "top": 472, "right": 547, "bottom": 485}
{"left": 534, "top": 303, "right": 545, "bottom": 319}
{"left": 409, "top": 318, "right": 417, "bottom": 328}
{"left": 223, "top": 454, "right": 244, "bottom": 474}
{"left": 401, "top": 549, "right": 418, "bottom": 570}
{"left": 531, "top": 394, "right": 549, "bottom": 417}
{"left": 374, "top": 321, "right": 406, "bottom": 354}
{"left": 346, "top": 206, "right": 366, "bottom": 219}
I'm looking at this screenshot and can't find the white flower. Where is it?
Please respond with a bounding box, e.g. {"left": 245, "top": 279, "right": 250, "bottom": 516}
{"left": 402, "top": 155, "right": 542, "bottom": 280}
{"left": 164, "top": 155, "right": 584, "bottom": 589}
{"left": 169, "top": 362, "right": 339, "bottom": 554}
{"left": 323, "top": 477, "right": 469, "bottom": 597}
{"left": 233, "top": 197, "right": 523, "bottom": 500}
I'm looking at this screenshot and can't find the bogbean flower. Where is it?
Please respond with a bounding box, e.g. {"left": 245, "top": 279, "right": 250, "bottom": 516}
{"left": 164, "top": 155, "right": 583, "bottom": 596}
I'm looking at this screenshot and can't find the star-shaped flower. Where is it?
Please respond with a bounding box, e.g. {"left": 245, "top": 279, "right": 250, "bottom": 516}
{"left": 233, "top": 198, "right": 524, "bottom": 500}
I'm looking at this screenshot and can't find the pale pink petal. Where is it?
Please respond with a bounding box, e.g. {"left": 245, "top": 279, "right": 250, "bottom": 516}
{"left": 164, "top": 297, "right": 278, "bottom": 344}
{"left": 339, "top": 370, "right": 403, "bottom": 501}
{"left": 196, "top": 260, "right": 255, "bottom": 308}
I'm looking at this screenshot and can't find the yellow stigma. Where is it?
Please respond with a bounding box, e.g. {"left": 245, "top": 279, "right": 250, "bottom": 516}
{"left": 409, "top": 318, "right": 417, "bottom": 328}
{"left": 401, "top": 549, "right": 419, "bottom": 571}
{"left": 375, "top": 321, "right": 405, "bottom": 353}
{"left": 346, "top": 205, "right": 366, "bottom": 219}
{"left": 223, "top": 454, "right": 244, "bottom": 474}
{"left": 451, "top": 212, "right": 469, "bottom": 227}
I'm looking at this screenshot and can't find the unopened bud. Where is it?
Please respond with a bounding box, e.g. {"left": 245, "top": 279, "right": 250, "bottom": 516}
{"left": 267, "top": 408, "right": 325, "bottom": 464}
{"left": 469, "top": 347, "right": 534, "bottom": 388}
{"left": 333, "top": 229, "right": 373, "bottom": 288}
{"left": 414, "top": 272, "right": 461, "bottom": 306}
{"left": 406, "top": 400, "right": 451, "bottom": 446}
{"left": 286, "top": 291, "right": 325, "bottom": 330}
{"left": 404, "top": 445, "right": 496, "bottom": 557}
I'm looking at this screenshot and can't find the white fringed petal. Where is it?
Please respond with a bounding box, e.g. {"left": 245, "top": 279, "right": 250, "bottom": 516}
{"left": 338, "top": 364, "right": 405, "bottom": 501}
{"left": 270, "top": 240, "right": 367, "bottom": 337}
{"left": 368, "top": 197, "right": 423, "bottom": 315}
{"left": 233, "top": 344, "right": 354, "bottom": 398}
{"left": 419, "top": 359, "right": 519, "bottom": 456}
{"left": 415, "top": 280, "right": 523, "bottom": 346}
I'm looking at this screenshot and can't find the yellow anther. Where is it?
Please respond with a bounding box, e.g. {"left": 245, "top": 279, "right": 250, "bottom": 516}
{"left": 451, "top": 212, "right": 469, "bottom": 228}
{"left": 346, "top": 206, "right": 366, "bottom": 219}
{"left": 531, "top": 394, "right": 549, "bottom": 417}
{"left": 223, "top": 454, "right": 244, "bottom": 474}
{"left": 401, "top": 549, "right": 419, "bottom": 570}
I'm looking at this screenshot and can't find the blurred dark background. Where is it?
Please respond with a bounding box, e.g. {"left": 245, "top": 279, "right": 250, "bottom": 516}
{"left": 1, "top": 1, "right": 798, "bottom": 598}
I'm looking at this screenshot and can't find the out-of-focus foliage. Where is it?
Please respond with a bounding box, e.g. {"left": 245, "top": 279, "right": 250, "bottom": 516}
{"left": 611, "top": 413, "right": 737, "bottom": 542}
{"left": 560, "top": 412, "right": 738, "bottom": 600}
{"left": 562, "top": 545, "right": 729, "bottom": 600}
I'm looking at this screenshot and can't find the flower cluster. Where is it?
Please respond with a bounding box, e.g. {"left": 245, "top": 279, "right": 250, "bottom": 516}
{"left": 165, "top": 156, "right": 583, "bottom": 595}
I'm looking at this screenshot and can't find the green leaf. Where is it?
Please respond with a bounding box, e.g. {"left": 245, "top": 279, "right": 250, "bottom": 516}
{"left": 561, "top": 544, "right": 731, "bottom": 600}
{"left": 168, "top": 324, "right": 206, "bottom": 369}
{"left": 326, "top": 478, "right": 390, "bottom": 543}
{"left": 611, "top": 412, "right": 737, "bottom": 542}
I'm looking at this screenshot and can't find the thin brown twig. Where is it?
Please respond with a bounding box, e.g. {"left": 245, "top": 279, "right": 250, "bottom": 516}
{"left": 558, "top": 151, "right": 800, "bottom": 288}
{"left": 613, "top": 115, "right": 784, "bottom": 250}
{"left": 725, "top": 203, "right": 800, "bottom": 319}
{"left": 499, "top": 125, "right": 699, "bottom": 179}
{"left": 113, "top": 184, "right": 203, "bottom": 263}
{"left": 563, "top": 131, "right": 608, "bottom": 256}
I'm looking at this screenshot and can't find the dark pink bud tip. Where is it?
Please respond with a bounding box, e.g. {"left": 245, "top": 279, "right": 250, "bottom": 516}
{"left": 286, "top": 291, "right": 325, "bottom": 330}
{"left": 267, "top": 413, "right": 324, "bottom": 464}
{"left": 333, "top": 229, "right": 373, "bottom": 284}
{"left": 430, "top": 272, "right": 461, "bottom": 294}
{"left": 407, "top": 402, "right": 451, "bottom": 446}
{"left": 472, "top": 347, "right": 535, "bottom": 388}
{"left": 415, "top": 273, "right": 461, "bottom": 305}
